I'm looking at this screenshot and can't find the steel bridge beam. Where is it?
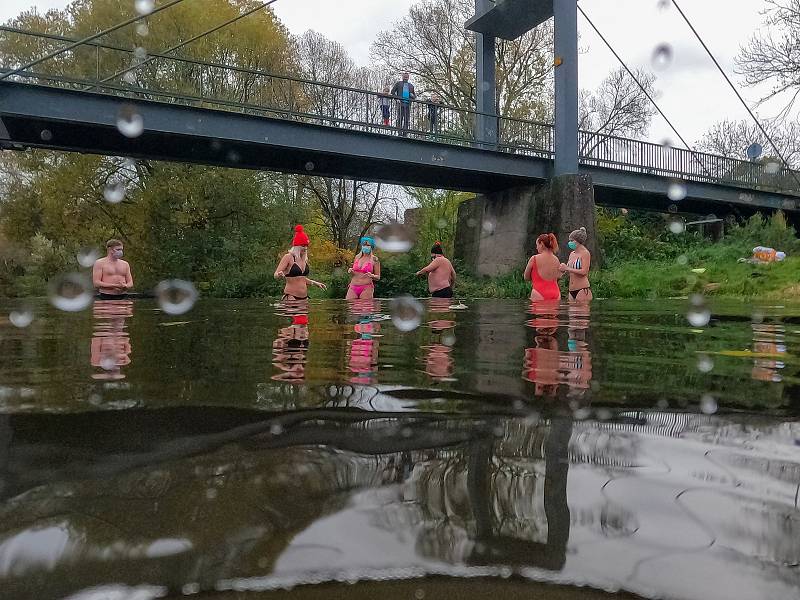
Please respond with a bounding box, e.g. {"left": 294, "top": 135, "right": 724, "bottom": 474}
{"left": 0, "top": 81, "right": 794, "bottom": 215}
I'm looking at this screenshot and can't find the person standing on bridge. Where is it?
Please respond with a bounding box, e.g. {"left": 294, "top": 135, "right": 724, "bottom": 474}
{"left": 428, "top": 93, "right": 442, "bottom": 134}
{"left": 415, "top": 241, "right": 456, "bottom": 298}
{"left": 391, "top": 72, "right": 416, "bottom": 136}
{"left": 379, "top": 86, "right": 392, "bottom": 127}
{"left": 274, "top": 225, "right": 327, "bottom": 301}
{"left": 560, "top": 227, "right": 592, "bottom": 303}
{"left": 93, "top": 239, "right": 134, "bottom": 300}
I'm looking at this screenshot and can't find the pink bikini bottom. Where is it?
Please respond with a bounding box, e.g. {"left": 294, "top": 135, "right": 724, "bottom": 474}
{"left": 349, "top": 283, "right": 374, "bottom": 297}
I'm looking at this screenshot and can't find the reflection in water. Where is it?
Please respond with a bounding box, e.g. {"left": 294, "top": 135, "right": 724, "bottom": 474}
{"left": 523, "top": 303, "right": 593, "bottom": 400}
{"left": 422, "top": 300, "right": 456, "bottom": 381}
{"left": 347, "top": 300, "right": 380, "bottom": 384}
{"left": 752, "top": 322, "right": 786, "bottom": 383}
{"left": 272, "top": 310, "right": 310, "bottom": 383}
{"left": 0, "top": 409, "right": 798, "bottom": 600}
{"left": 90, "top": 300, "right": 133, "bottom": 380}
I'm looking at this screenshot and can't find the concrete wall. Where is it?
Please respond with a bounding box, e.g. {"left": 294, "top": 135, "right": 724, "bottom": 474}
{"left": 455, "top": 174, "right": 599, "bottom": 275}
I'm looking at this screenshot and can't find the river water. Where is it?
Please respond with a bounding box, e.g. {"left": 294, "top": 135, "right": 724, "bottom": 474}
{"left": 0, "top": 297, "right": 798, "bottom": 600}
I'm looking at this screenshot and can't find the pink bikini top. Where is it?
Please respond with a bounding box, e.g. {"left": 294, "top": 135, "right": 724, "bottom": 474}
{"left": 353, "top": 258, "right": 374, "bottom": 273}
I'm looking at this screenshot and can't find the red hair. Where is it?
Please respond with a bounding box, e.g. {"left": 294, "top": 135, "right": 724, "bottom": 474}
{"left": 536, "top": 233, "right": 559, "bottom": 253}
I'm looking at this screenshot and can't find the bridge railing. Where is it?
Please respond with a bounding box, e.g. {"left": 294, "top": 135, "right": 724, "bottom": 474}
{"left": 0, "top": 26, "right": 798, "bottom": 197}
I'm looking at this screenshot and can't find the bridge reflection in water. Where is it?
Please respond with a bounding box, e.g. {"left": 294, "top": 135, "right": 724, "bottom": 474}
{"left": 0, "top": 406, "right": 798, "bottom": 600}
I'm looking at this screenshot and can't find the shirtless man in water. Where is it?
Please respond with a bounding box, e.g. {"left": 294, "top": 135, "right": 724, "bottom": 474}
{"left": 415, "top": 241, "right": 456, "bottom": 298}
{"left": 92, "top": 239, "right": 134, "bottom": 300}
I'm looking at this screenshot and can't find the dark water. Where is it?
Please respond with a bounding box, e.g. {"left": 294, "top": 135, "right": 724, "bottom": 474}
{"left": 0, "top": 297, "right": 798, "bottom": 600}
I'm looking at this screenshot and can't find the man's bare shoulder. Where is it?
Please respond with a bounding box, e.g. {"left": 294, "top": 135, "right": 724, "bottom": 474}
{"left": 94, "top": 257, "right": 109, "bottom": 266}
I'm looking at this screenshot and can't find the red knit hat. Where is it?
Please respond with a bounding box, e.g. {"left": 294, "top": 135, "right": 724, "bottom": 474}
{"left": 292, "top": 224, "right": 310, "bottom": 246}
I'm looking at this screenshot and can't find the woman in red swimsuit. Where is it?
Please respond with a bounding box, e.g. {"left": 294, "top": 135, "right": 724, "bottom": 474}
{"left": 346, "top": 236, "right": 381, "bottom": 299}
{"left": 523, "top": 233, "right": 562, "bottom": 302}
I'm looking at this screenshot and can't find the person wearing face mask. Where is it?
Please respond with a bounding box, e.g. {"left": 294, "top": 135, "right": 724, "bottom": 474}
{"left": 274, "top": 225, "right": 327, "bottom": 301}
{"left": 93, "top": 239, "right": 134, "bottom": 300}
{"left": 560, "top": 227, "right": 592, "bottom": 302}
{"left": 346, "top": 236, "right": 381, "bottom": 299}
{"left": 415, "top": 241, "right": 456, "bottom": 298}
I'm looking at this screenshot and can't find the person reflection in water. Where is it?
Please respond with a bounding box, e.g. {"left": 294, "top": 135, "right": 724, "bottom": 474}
{"left": 92, "top": 239, "right": 134, "bottom": 300}
{"left": 271, "top": 314, "right": 310, "bottom": 383}
{"left": 90, "top": 299, "right": 133, "bottom": 380}
{"left": 751, "top": 321, "right": 786, "bottom": 383}
{"left": 422, "top": 299, "right": 456, "bottom": 380}
{"left": 347, "top": 299, "right": 380, "bottom": 384}
{"left": 522, "top": 303, "right": 593, "bottom": 400}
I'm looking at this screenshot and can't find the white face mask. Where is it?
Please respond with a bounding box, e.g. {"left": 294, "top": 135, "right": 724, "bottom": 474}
{"left": 113, "top": 249, "right": 123, "bottom": 259}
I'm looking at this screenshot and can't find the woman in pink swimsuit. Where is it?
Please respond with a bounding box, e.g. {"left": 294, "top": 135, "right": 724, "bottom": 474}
{"left": 523, "top": 233, "right": 562, "bottom": 302}
{"left": 346, "top": 236, "right": 381, "bottom": 299}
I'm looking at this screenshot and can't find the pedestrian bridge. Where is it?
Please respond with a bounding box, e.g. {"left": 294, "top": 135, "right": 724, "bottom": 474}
{"left": 0, "top": 26, "right": 797, "bottom": 217}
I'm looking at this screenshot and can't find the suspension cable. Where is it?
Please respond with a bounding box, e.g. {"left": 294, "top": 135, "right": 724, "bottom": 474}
{"left": 0, "top": 0, "right": 186, "bottom": 81}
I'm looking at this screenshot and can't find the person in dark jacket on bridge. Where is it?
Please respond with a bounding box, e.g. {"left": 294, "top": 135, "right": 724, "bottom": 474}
{"left": 391, "top": 72, "right": 416, "bottom": 136}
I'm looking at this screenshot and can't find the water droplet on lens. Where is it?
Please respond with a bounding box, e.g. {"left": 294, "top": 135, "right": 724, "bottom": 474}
{"left": 122, "top": 71, "right": 137, "bottom": 85}
{"left": 48, "top": 273, "right": 93, "bottom": 312}
{"left": 133, "top": 46, "right": 147, "bottom": 61}
{"left": 227, "top": 150, "right": 240, "bottom": 163}
{"left": 442, "top": 332, "right": 456, "bottom": 346}
{"left": 136, "top": 23, "right": 149, "bottom": 37}
{"left": 414, "top": 589, "right": 426, "bottom": 600}
{"left": 668, "top": 217, "right": 685, "bottom": 234}
{"left": 651, "top": 43, "right": 673, "bottom": 70}
{"left": 700, "top": 394, "right": 717, "bottom": 415}
{"left": 751, "top": 310, "right": 765, "bottom": 324}
{"left": 660, "top": 137, "right": 672, "bottom": 149}
{"left": 135, "top": 0, "right": 155, "bottom": 16}
{"left": 205, "top": 488, "right": 218, "bottom": 500}
{"left": 466, "top": 217, "right": 477, "bottom": 228}
{"left": 116, "top": 105, "right": 144, "bottom": 138}
{"left": 304, "top": 161, "right": 314, "bottom": 171}
{"left": 270, "top": 423, "right": 283, "bottom": 435}
{"left": 668, "top": 204, "right": 678, "bottom": 213}
{"left": 390, "top": 295, "right": 423, "bottom": 332}
{"left": 40, "top": 129, "right": 52, "bottom": 141}
{"left": 9, "top": 309, "right": 33, "bottom": 328}
{"left": 103, "top": 182, "right": 126, "bottom": 204}
{"left": 182, "top": 583, "right": 200, "bottom": 595}
{"left": 155, "top": 280, "right": 198, "bottom": 315}
{"left": 687, "top": 295, "right": 711, "bottom": 327}
{"left": 481, "top": 219, "right": 496, "bottom": 235}
{"left": 376, "top": 222, "right": 413, "bottom": 253}
{"left": 100, "top": 354, "right": 117, "bottom": 371}
{"left": 667, "top": 180, "right": 687, "bottom": 201}
{"left": 77, "top": 247, "right": 101, "bottom": 268}
{"left": 657, "top": 0, "right": 670, "bottom": 10}
{"left": 436, "top": 218, "right": 448, "bottom": 229}
{"left": 697, "top": 354, "right": 714, "bottom": 373}
{"left": 765, "top": 160, "right": 781, "bottom": 174}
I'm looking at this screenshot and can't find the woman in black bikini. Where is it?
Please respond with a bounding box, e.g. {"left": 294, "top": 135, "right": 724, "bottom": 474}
{"left": 273, "top": 225, "right": 327, "bottom": 300}
{"left": 560, "top": 227, "right": 592, "bottom": 303}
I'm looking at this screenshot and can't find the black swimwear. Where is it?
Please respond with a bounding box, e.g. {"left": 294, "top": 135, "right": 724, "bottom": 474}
{"left": 286, "top": 257, "right": 309, "bottom": 278}
{"left": 96, "top": 292, "right": 127, "bottom": 300}
{"left": 282, "top": 294, "right": 308, "bottom": 301}
{"left": 569, "top": 288, "right": 591, "bottom": 300}
{"left": 287, "top": 338, "right": 309, "bottom": 349}
{"left": 431, "top": 286, "right": 453, "bottom": 299}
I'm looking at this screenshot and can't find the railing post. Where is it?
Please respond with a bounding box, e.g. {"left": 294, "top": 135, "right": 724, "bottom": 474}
{"left": 95, "top": 44, "right": 100, "bottom": 81}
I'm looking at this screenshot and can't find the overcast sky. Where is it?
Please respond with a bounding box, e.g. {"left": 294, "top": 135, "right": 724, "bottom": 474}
{"left": 0, "top": 0, "right": 788, "bottom": 150}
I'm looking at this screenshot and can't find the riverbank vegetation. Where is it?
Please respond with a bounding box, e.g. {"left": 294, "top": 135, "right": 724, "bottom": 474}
{"left": 1, "top": 0, "right": 799, "bottom": 301}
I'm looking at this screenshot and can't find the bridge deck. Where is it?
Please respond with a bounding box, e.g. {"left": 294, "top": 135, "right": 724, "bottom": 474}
{"left": 0, "top": 81, "right": 794, "bottom": 215}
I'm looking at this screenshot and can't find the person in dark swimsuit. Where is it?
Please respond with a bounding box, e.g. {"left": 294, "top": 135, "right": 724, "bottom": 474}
{"left": 274, "top": 225, "right": 327, "bottom": 300}
{"left": 415, "top": 241, "right": 456, "bottom": 298}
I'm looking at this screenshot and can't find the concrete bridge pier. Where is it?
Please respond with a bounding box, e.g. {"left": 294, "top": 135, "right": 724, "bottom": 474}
{"left": 454, "top": 174, "right": 599, "bottom": 276}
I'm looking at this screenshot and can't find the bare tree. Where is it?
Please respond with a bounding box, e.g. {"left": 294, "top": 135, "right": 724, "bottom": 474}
{"left": 308, "top": 179, "right": 396, "bottom": 248}
{"left": 736, "top": 0, "right": 800, "bottom": 117}
{"left": 578, "top": 68, "right": 657, "bottom": 156}
{"left": 370, "top": 0, "right": 553, "bottom": 121}
{"left": 697, "top": 118, "right": 800, "bottom": 167}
